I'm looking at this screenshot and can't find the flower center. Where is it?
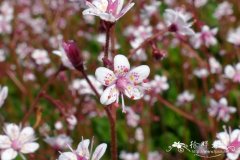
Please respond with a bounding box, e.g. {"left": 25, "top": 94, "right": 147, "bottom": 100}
{"left": 168, "top": 23, "right": 178, "bottom": 32}
{"left": 11, "top": 140, "right": 22, "bottom": 151}
{"left": 228, "top": 139, "right": 240, "bottom": 153}
{"left": 116, "top": 77, "right": 128, "bottom": 92}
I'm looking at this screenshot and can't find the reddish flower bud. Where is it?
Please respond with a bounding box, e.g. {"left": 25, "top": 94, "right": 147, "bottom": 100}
{"left": 63, "top": 41, "right": 83, "bottom": 71}
{"left": 152, "top": 49, "right": 167, "bottom": 61}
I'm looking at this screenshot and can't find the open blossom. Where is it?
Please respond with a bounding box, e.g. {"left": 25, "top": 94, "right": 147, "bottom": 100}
{"left": 58, "top": 139, "right": 107, "bottom": 160}
{"left": 213, "top": 127, "right": 240, "bottom": 160}
{"left": 135, "top": 127, "right": 144, "bottom": 142}
{"left": 176, "top": 90, "right": 194, "bottom": 106}
{"left": 45, "top": 134, "right": 72, "bottom": 150}
{"left": 187, "top": 0, "right": 208, "bottom": 8}
{"left": 208, "top": 98, "right": 236, "bottom": 122}
{"left": 31, "top": 49, "right": 50, "bottom": 65}
{"left": 193, "top": 68, "right": 209, "bottom": 78}
{"left": 0, "top": 85, "right": 8, "bottom": 108}
{"left": 224, "top": 63, "right": 240, "bottom": 83}
{"left": 227, "top": 27, "right": 240, "bottom": 46}
{"left": 214, "top": 1, "right": 233, "bottom": 20}
{"left": 191, "top": 25, "right": 218, "bottom": 49}
{"left": 163, "top": 9, "right": 194, "bottom": 35}
{"left": 146, "top": 75, "right": 169, "bottom": 94}
{"left": 95, "top": 54, "right": 150, "bottom": 113}
{"left": 82, "top": 0, "right": 135, "bottom": 22}
{"left": 0, "top": 123, "right": 39, "bottom": 160}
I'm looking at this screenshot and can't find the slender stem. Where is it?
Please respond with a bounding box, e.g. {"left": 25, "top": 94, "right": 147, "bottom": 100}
{"left": 157, "top": 95, "right": 210, "bottom": 132}
{"left": 22, "top": 66, "right": 63, "bottom": 125}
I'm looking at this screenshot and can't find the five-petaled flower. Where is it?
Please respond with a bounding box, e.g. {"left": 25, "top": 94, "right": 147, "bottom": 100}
{"left": 82, "top": 0, "right": 135, "bottom": 22}
{"left": 95, "top": 54, "right": 150, "bottom": 113}
{"left": 58, "top": 139, "right": 107, "bottom": 160}
{"left": 0, "top": 123, "right": 39, "bottom": 160}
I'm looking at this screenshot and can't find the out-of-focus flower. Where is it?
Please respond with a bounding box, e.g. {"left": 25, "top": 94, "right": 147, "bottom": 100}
{"left": 66, "top": 115, "right": 77, "bottom": 130}
{"left": 95, "top": 54, "right": 150, "bottom": 113}
{"left": 193, "top": 68, "right": 209, "bottom": 78}
{"left": 213, "top": 127, "right": 240, "bottom": 160}
{"left": 82, "top": 0, "right": 135, "bottom": 22}
{"left": 70, "top": 76, "right": 103, "bottom": 96}
{"left": 148, "top": 151, "right": 162, "bottom": 160}
{"left": 224, "top": 63, "right": 240, "bottom": 83}
{"left": 176, "top": 90, "right": 194, "bottom": 106}
{"left": 23, "top": 72, "right": 36, "bottom": 82}
{"left": 0, "top": 15, "right": 12, "bottom": 34}
{"left": 209, "top": 57, "right": 222, "bottom": 74}
{"left": 163, "top": 9, "right": 194, "bottom": 35}
{"left": 147, "top": 75, "right": 169, "bottom": 94}
{"left": 63, "top": 41, "right": 83, "bottom": 71}
{"left": 187, "top": 0, "right": 208, "bottom": 8}
{"left": 135, "top": 127, "right": 144, "bottom": 142}
{"left": 45, "top": 134, "right": 72, "bottom": 150}
{"left": 141, "top": 0, "right": 161, "bottom": 17}
{"left": 0, "top": 85, "right": 8, "bottom": 108}
{"left": 31, "top": 49, "right": 50, "bottom": 65}
{"left": 58, "top": 139, "right": 107, "bottom": 160}
{"left": 0, "top": 123, "right": 39, "bottom": 160}
{"left": 120, "top": 151, "right": 139, "bottom": 160}
{"left": 227, "top": 27, "right": 240, "bottom": 46}
{"left": 0, "top": 49, "right": 7, "bottom": 62}
{"left": 0, "top": 2, "right": 14, "bottom": 21}
{"left": 208, "top": 98, "right": 236, "bottom": 122}
{"left": 55, "top": 121, "right": 63, "bottom": 130}
{"left": 191, "top": 25, "right": 218, "bottom": 49}
{"left": 125, "top": 107, "right": 140, "bottom": 128}
{"left": 214, "top": 1, "right": 233, "bottom": 20}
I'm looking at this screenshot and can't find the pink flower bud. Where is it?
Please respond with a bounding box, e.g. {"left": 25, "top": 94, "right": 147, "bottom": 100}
{"left": 63, "top": 41, "right": 83, "bottom": 71}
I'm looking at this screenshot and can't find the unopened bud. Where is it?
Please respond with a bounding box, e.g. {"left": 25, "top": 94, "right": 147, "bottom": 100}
{"left": 63, "top": 41, "right": 83, "bottom": 71}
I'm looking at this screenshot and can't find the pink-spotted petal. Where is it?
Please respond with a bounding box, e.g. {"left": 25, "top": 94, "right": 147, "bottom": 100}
{"left": 124, "top": 84, "right": 144, "bottom": 100}
{"left": 114, "top": 54, "right": 130, "bottom": 77}
{"left": 100, "top": 85, "right": 119, "bottom": 105}
{"left": 127, "top": 65, "right": 150, "bottom": 84}
{"left": 95, "top": 67, "right": 117, "bottom": 86}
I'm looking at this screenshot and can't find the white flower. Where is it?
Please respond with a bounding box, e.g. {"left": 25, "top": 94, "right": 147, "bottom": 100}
{"left": 176, "top": 90, "right": 194, "bottom": 106}
{"left": 135, "top": 127, "right": 144, "bottom": 142}
{"left": 224, "top": 63, "right": 240, "bottom": 83}
{"left": 213, "top": 127, "right": 240, "bottom": 160}
{"left": 191, "top": 25, "right": 218, "bottom": 49}
{"left": 214, "top": 1, "right": 233, "bottom": 19}
{"left": 120, "top": 151, "right": 139, "bottom": 160}
{"left": 0, "top": 85, "right": 8, "bottom": 108}
{"left": 142, "top": 0, "right": 161, "bottom": 17}
{"left": 172, "top": 142, "right": 185, "bottom": 149}
{"left": 31, "top": 49, "right": 50, "bottom": 65}
{"left": 66, "top": 115, "right": 77, "bottom": 130}
{"left": 45, "top": 134, "right": 72, "bottom": 150}
{"left": 227, "top": 27, "right": 240, "bottom": 46}
{"left": 58, "top": 139, "right": 107, "bottom": 160}
{"left": 163, "top": 9, "right": 194, "bottom": 35}
{"left": 148, "top": 151, "right": 162, "bottom": 160}
{"left": 187, "top": 0, "right": 208, "bottom": 8}
{"left": 0, "top": 49, "right": 7, "bottom": 62}
{"left": 95, "top": 54, "right": 150, "bottom": 113}
{"left": 209, "top": 57, "right": 222, "bottom": 74}
{"left": 70, "top": 76, "right": 103, "bottom": 96}
{"left": 82, "top": 0, "right": 135, "bottom": 22}
{"left": 146, "top": 75, "right": 169, "bottom": 94}
{"left": 193, "top": 68, "right": 209, "bottom": 78}
{"left": 208, "top": 98, "right": 236, "bottom": 122}
{"left": 0, "top": 123, "right": 39, "bottom": 160}
{"left": 125, "top": 107, "right": 140, "bottom": 128}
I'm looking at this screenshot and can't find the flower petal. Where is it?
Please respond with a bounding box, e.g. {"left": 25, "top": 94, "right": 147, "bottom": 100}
{"left": 19, "top": 127, "right": 35, "bottom": 144}
{"left": 58, "top": 152, "right": 78, "bottom": 160}
{"left": 92, "top": 143, "right": 107, "bottom": 160}
{"left": 4, "top": 124, "right": 20, "bottom": 141}
{"left": 20, "top": 142, "right": 39, "bottom": 154}
{"left": 117, "top": 2, "right": 135, "bottom": 20}
{"left": 127, "top": 65, "right": 150, "bottom": 84}
{"left": 1, "top": 148, "right": 18, "bottom": 160}
{"left": 95, "top": 67, "right": 116, "bottom": 86}
{"left": 225, "top": 65, "right": 235, "bottom": 79}
{"left": 0, "top": 135, "right": 11, "bottom": 149}
{"left": 76, "top": 139, "right": 90, "bottom": 158}
{"left": 114, "top": 54, "right": 130, "bottom": 77}
{"left": 124, "top": 84, "right": 144, "bottom": 100}
{"left": 100, "top": 85, "right": 119, "bottom": 105}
